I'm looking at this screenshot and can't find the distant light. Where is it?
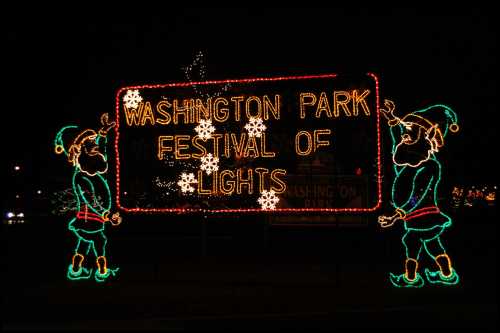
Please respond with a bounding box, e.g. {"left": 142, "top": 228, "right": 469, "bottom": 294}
{"left": 14, "top": 165, "right": 20, "bottom": 171}
{"left": 17, "top": 213, "right": 24, "bottom": 217}
{"left": 7, "top": 212, "right": 14, "bottom": 218}
{"left": 124, "top": 191, "right": 128, "bottom": 195}
{"left": 37, "top": 190, "right": 42, "bottom": 194}
{"left": 8, "top": 220, "right": 12, "bottom": 224}
{"left": 15, "top": 194, "right": 20, "bottom": 199}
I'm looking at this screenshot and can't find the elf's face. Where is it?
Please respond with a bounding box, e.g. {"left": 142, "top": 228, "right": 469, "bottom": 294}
{"left": 393, "top": 122, "right": 433, "bottom": 168}
{"left": 77, "top": 135, "right": 108, "bottom": 176}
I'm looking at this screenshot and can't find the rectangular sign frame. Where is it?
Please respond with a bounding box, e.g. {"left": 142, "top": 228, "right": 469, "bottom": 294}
{"left": 114, "top": 73, "right": 382, "bottom": 214}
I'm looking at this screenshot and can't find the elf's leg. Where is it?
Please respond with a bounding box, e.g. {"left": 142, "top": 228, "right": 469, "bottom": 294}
{"left": 91, "top": 232, "right": 119, "bottom": 282}
{"left": 67, "top": 234, "right": 93, "bottom": 280}
{"left": 423, "top": 234, "right": 459, "bottom": 285}
{"left": 389, "top": 230, "right": 424, "bottom": 288}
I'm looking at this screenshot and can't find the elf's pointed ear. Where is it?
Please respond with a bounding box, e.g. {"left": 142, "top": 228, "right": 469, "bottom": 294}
{"left": 425, "top": 124, "right": 443, "bottom": 152}
{"left": 426, "top": 124, "right": 444, "bottom": 149}
{"left": 425, "top": 124, "right": 435, "bottom": 140}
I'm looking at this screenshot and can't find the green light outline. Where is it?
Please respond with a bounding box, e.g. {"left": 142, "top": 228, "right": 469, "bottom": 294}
{"left": 384, "top": 104, "right": 460, "bottom": 288}
{"left": 55, "top": 125, "right": 119, "bottom": 283}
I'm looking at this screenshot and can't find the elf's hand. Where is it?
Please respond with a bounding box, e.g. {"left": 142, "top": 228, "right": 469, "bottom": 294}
{"left": 378, "top": 212, "right": 403, "bottom": 228}
{"left": 110, "top": 212, "right": 122, "bottom": 226}
{"left": 380, "top": 99, "right": 400, "bottom": 126}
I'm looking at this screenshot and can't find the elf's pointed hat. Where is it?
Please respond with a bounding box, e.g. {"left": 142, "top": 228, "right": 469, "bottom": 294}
{"left": 401, "top": 104, "right": 459, "bottom": 151}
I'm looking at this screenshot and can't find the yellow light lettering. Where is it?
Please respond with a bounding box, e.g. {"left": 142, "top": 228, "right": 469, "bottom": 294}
{"left": 220, "top": 169, "right": 236, "bottom": 195}
{"left": 157, "top": 135, "right": 173, "bottom": 160}
{"left": 352, "top": 89, "right": 371, "bottom": 116}
{"left": 213, "top": 97, "right": 229, "bottom": 123}
{"left": 224, "top": 133, "right": 230, "bottom": 158}
{"left": 263, "top": 94, "right": 281, "bottom": 120}
{"left": 212, "top": 133, "right": 223, "bottom": 158}
{"left": 173, "top": 99, "right": 193, "bottom": 124}
{"left": 314, "top": 129, "right": 331, "bottom": 152}
{"left": 198, "top": 170, "right": 212, "bottom": 195}
{"left": 124, "top": 103, "right": 143, "bottom": 126}
{"left": 260, "top": 133, "right": 275, "bottom": 158}
{"left": 192, "top": 136, "right": 208, "bottom": 159}
{"left": 271, "top": 169, "right": 287, "bottom": 194}
{"left": 140, "top": 102, "right": 155, "bottom": 126}
{"left": 230, "top": 96, "right": 244, "bottom": 121}
{"left": 299, "top": 92, "right": 316, "bottom": 119}
{"left": 245, "top": 96, "right": 262, "bottom": 119}
{"left": 156, "top": 100, "right": 172, "bottom": 125}
{"left": 195, "top": 98, "right": 211, "bottom": 123}
{"left": 334, "top": 91, "right": 352, "bottom": 117}
{"left": 315, "top": 92, "right": 332, "bottom": 118}
{"left": 174, "top": 135, "right": 191, "bottom": 160}
{"left": 295, "top": 131, "right": 313, "bottom": 156}
{"left": 237, "top": 168, "right": 253, "bottom": 195}
{"left": 255, "top": 167, "right": 269, "bottom": 193}
{"left": 244, "top": 135, "right": 259, "bottom": 158}
{"left": 212, "top": 170, "right": 218, "bottom": 194}
{"left": 231, "top": 133, "right": 246, "bottom": 158}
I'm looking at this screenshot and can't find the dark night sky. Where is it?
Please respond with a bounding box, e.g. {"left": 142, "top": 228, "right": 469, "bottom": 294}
{"left": 3, "top": 8, "right": 497, "bottom": 194}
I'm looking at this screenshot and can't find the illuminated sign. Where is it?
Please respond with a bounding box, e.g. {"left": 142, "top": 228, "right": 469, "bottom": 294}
{"left": 115, "top": 73, "right": 381, "bottom": 213}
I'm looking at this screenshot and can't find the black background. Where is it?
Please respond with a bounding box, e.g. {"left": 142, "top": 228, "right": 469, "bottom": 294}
{"left": 3, "top": 7, "right": 497, "bottom": 330}
{"left": 3, "top": 8, "right": 497, "bottom": 187}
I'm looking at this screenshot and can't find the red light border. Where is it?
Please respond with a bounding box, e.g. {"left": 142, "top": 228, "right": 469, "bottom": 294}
{"left": 114, "top": 73, "right": 382, "bottom": 214}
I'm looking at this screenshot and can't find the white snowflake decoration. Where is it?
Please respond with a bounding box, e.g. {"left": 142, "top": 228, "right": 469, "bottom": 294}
{"left": 123, "top": 89, "right": 143, "bottom": 109}
{"left": 258, "top": 190, "right": 280, "bottom": 210}
{"left": 177, "top": 172, "right": 198, "bottom": 193}
{"left": 244, "top": 117, "right": 266, "bottom": 138}
{"left": 200, "top": 153, "right": 219, "bottom": 175}
{"left": 195, "top": 119, "right": 216, "bottom": 141}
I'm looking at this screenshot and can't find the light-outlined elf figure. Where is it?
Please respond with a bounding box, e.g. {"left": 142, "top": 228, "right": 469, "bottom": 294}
{"left": 378, "top": 99, "right": 460, "bottom": 288}
{"left": 54, "top": 113, "right": 122, "bottom": 282}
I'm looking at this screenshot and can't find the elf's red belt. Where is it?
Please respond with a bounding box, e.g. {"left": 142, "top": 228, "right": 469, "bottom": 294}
{"left": 404, "top": 206, "right": 440, "bottom": 221}
{"left": 76, "top": 210, "right": 106, "bottom": 223}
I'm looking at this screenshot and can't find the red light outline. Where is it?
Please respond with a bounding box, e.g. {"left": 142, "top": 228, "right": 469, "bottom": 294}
{"left": 76, "top": 211, "right": 106, "bottom": 224}
{"left": 114, "top": 73, "right": 382, "bottom": 214}
{"left": 404, "top": 206, "right": 440, "bottom": 221}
